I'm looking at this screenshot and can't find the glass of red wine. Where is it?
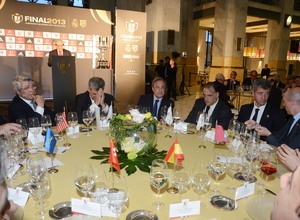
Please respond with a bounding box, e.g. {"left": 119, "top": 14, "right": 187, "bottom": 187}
{"left": 261, "top": 159, "right": 277, "bottom": 183}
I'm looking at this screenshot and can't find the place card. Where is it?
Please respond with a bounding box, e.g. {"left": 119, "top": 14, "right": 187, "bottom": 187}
{"left": 71, "top": 198, "right": 101, "bottom": 217}
{"left": 7, "top": 187, "right": 29, "bottom": 206}
{"left": 235, "top": 182, "right": 255, "bottom": 201}
{"left": 169, "top": 199, "right": 200, "bottom": 218}
{"left": 7, "top": 163, "right": 20, "bottom": 179}
{"left": 66, "top": 125, "right": 79, "bottom": 135}
{"left": 231, "top": 138, "right": 242, "bottom": 149}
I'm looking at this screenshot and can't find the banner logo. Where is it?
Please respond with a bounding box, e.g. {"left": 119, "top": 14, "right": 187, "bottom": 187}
{"left": 0, "top": 0, "right": 6, "bottom": 11}
{"left": 12, "top": 13, "right": 23, "bottom": 24}
{"left": 72, "top": 19, "right": 78, "bottom": 28}
{"left": 80, "top": 20, "right": 87, "bottom": 28}
{"left": 126, "top": 20, "right": 138, "bottom": 33}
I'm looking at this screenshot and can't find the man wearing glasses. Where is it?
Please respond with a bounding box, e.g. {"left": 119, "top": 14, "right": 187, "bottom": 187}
{"left": 8, "top": 73, "right": 55, "bottom": 123}
{"left": 185, "top": 82, "right": 232, "bottom": 129}
{"left": 47, "top": 39, "right": 72, "bottom": 67}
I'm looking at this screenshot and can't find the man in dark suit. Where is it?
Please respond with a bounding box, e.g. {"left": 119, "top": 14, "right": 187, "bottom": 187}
{"left": 76, "top": 77, "right": 114, "bottom": 124}
{"left": 138, "top": 77, "right": 174, "bottom": 121}
{"left": 8, "top": 73, "right": 55, "bottom": 124}
{"left": 238, "top": 78, "right": 285, "bottom": 139}
{"left": 261, "top": 64, "right": 271, "bottom": 79}
{"left": 47, "top": 40, "right": 72, "bottom": 67}
{"left": 242, "top": 70, "right": 258, "bottom": 90}
{"left": 185, "top": 82, "right": 232, "bottom": 129}
{"left": 225, "top": 71, "right": 240, "bottom": 91}
{"left": 255, "top": 87, "right": 300, "bottom": 149}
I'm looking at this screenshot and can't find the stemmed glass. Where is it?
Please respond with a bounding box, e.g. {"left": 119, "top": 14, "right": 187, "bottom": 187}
{"left": 89, "top": 168, "right": 108, "bottom": 218}
{"left": 67, "top": 112, "right": 78, "bottom": 138}
{"left": 240, "top": 124, "right": 252, "bottom": 143}
{"left": 100, "top": 109, "right": 108, "bottom": 130}
{"left": 107, "top": 173, "right": 128, "bottom": 219}
{"left": 209, "top": 152, "right": 227, "bottom": 195}
{"left": 257, "top": 148, "right": 271, "bottom": 190}
{"left": 226, "top": 157, "right": 241, "bottom": 192}
{"left": 74, "top": 162, "right": 95, "bottom": 197}
{"left": 28, "top": 117, "right": 41, "bottom": 147}
{"left": 261, "top": 158, "right": 277, "bottom": 185}
{"left": 28, "top": 171, "right": 51, "bottom": 219}
{"left": 16, "top": 118, "right": 28, "bottom": 145}
{"left": 82, "top": 110, "right": 94, "bottom": 136}
{"left": 150, "top": 159, "right": 168, "bottom": 211}
{"left": 26, "top": 153, "right": 48, "bottom": 181}
{"left": 41, "top": 115, "right": 52, "bottom": 134}
{"left": 173, "top": 167, "right": 190, "bottom": 202}
{"left": 198, "top": 113, "right": 211, "bottom": 149}
{"left": 160, "top": 106, "right": 167, "bottom": 128}
{"left": 191, "top": 173, "right": 210, "bottom": 207}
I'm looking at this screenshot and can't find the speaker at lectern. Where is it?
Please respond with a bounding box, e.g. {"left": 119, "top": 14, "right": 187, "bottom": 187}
{"left": 52, "top": 56, "right": 76, "bottom": 113}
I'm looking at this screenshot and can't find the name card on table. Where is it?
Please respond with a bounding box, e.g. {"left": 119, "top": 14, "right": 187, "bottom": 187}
{"left": 169, "top": 199, "right": 200, "bottom": 218}
{"left": 8, "top": 187, "right": 29, "bottom": 206}
{"left": 235, "top": 182, "right": 255, "bottom": 201}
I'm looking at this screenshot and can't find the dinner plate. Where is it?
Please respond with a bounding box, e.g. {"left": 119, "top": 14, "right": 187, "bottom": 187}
{"left": 210, "top": 195, "right": 237, "bottom": 211}
{"left": 126, "top": 210, "right": 158, "bottom": 220}
{"left": 246, "top": 196, "right": 274, "bottom": 220}
{"left": 49, "top": 201, "right": 72, "bottom": 219}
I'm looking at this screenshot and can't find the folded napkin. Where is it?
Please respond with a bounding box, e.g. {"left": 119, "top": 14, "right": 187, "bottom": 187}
{"left": 196, "top": 113, "right": 204, "bottom": 130}
{"left": 44, "top": 157, "right": 64, "bottom": 169}
{"left": 28, "top": 127, "right": 43, "bottom": 145}
{"left": 174, "top": 122, "right": 188, "bottom": 132}
{"left": 205, "top": 130, "right": 215, "bottom": 141}
{"left": 165, "top": 106, "right": 173, "bottom": 125}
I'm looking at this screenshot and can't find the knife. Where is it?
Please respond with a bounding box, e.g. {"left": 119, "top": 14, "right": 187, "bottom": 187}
{"left": 266, "top": 189, "right": 277, "bottom": 196}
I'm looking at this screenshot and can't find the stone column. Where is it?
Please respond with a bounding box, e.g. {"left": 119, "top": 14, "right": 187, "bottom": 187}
{"left": 209, "top": 0, "right": 248, "bottom": 82}
{"left": 264, "top": 0, "right": 294, "bottom": 80}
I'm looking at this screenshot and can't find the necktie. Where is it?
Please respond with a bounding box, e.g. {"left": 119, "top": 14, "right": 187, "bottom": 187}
{"left": 31, "top": 101, "right": 37, "bottom": 111}
{"left": 288, "top": 117, "right": 296, "bottom": 135}
{"left": 252, "top": 108, "right": 260, "bottom": 122}
{"left": 205, "top": 106, "right": 210, "bottom": 114}
{"left": 152, "top": 100, "right": 159, "bottom": 117}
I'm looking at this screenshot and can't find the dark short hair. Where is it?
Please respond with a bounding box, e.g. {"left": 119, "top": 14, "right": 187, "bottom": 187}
{"left": 88, "top": 77, "right": 105, "bottom": 91}
{"left": 253, "top": 78, "right": 271, "bottom": 92}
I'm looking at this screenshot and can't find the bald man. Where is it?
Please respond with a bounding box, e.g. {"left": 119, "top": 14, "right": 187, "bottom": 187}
{"left": 47, "top": 40, "right": 71, "bottom": 67}
{"left": 255, "top": 87, "right": 300, "bottom": 149}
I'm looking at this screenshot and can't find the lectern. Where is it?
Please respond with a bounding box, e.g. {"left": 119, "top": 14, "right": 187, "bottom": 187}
{"left": 52, "top": 56, "right": 76, "bottom": 113}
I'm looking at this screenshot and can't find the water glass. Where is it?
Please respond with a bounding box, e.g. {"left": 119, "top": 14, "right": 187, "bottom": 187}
{"left": 67, "top": 112, "right": 78, "bottom": 138}
{"left": 28, "top": 117, "right": 41, "bottom": 147}
{"left": 74, "top": 162, "right": 95, "bottom": 197}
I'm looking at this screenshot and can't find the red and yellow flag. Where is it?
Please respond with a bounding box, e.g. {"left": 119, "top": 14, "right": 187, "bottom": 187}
{"left": 109, "top": 139, "right": 120, "bottom": 172}
{"left": 164, "top": 139, "right": 184, "bottom": 165}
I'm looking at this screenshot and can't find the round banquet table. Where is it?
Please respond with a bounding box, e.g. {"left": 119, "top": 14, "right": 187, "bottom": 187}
{"left": 17, "top": 127, "right": 289, "bottom": 220}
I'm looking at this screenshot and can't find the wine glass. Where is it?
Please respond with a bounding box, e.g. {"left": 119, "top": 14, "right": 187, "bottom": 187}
{"left": 107, "top": 173, "right": 128, "bottom": 219}
{"left": 261, "top": 158, "right": 277, "bottom": 185}
{"left": 227, "top": 118, "right": 236, "bottom": 141}
{"left": 89, "top": 168, "right": 108, "bottom": 218}
{"left": 100, "top": 109, "right": 108, "bottom": 130}
{"left": 173, "top": 167, "right": 190, "bottom": 202}
{"left": 240, "top": 124, "right": 252, "bottom": 143}
{"left": 55, "top": 113, "right": 65, "bottom": 141}
{"left": 41, "top": 115, "right": 52, "bottom": 134}
{"left": 150, "top": 159, "right": 168, "bottom": 211}
{"left": 28, "top": 171, "right": 51, "bottom": 219}
{"left": 172, "top": 109, "right": 181, "bottom": 133}
{"left": 16, "top": 118, "right": 28, "bottom": 144}
{"left": 257, "top": 148, "right": 271, "bottom": 190}
{"left": 74, "top": 162, "right": 95, "bottom": 197}
{"left": 28, "top": 117, "right": 41, "bottom": 147}
{"left": 209, "top": 152, "right": 227, "bottom": 195}
{"left": 67, "top": 112, "right": 78, "bottom": 138}
{"left": 226, "top": 157, "right": 241, "bottom": 192}
{"left": 26, "top": 153, "right": 48, "bottom": 181}
{"left": 191, "top": 173, "right": 210, "bottom": 206}
{"left": 203, "top": 113, "right": 212, "bottom": 133}
{"left": 160, "top": 106, "right": 168, "bottom": 127}
{"left": 82, "top": 110, "right": 93, "bottom": 136}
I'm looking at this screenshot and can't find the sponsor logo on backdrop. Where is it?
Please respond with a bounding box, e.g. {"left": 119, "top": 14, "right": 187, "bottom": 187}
{"left": 80, "top": 20, "right": 87, "bottom": 28}
{"left": 72, "top": 19, "right": 78, "bottom": 28}
{"left": 0, "top": 0, "right": 6, "bottom": 11}
{"left": 12, "top": 13, "right": 23, "bottom": 24}
{"left": 126, "top": 20, "right": 138, "bottom": 33}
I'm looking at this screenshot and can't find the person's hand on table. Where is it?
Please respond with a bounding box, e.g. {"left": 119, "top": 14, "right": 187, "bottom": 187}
{"left": 255, "top": 125, "right": 271, "bottom": 136}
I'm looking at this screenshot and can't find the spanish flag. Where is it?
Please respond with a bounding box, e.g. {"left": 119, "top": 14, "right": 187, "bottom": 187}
{"left": 164, "top": 139, "right": 185, "bottom": 165}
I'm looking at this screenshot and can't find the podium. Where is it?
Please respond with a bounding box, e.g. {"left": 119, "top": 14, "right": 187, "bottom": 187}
{"left": 52, "top": 56, "right": 76, "bottom": 113}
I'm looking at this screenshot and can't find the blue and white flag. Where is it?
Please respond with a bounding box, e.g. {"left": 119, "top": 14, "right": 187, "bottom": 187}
{"left": 44, "top": 127, "right": 56, "bottom": 154}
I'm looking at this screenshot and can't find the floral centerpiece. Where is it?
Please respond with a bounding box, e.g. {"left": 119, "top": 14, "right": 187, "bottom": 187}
{"left": 91, "top": 109, "right": 167, "bottom": 175}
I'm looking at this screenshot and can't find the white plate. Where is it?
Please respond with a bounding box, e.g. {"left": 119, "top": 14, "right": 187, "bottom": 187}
{"left": 246, "top": 196, "right": 274, "bottom": 220}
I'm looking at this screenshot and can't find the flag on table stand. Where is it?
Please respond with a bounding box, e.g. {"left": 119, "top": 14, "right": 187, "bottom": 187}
{"left": 57, "top": 111, "right": 69, "bottom": 133}
{"left": 214, "top": 125, "right": 229, "bottom": 143}
{"left": 164, "top": 139, "right": 185, "bottom": 165}
{"left": 109, "top": 139, "right": 120, "bottom": 172}
{"left": 44, "top": 127, "right": 57, "bottom": 154}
